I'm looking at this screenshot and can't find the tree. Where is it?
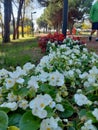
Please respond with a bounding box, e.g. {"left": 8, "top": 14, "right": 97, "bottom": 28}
{"left": 37, "top": 0, "right": 94, "bottom": 35}
{"left": 21, "top": 0, "right": 31, "bottom": 37}
{"left": 0, "top": 4, "right": 4, "bottom": 39}
{"left": 37, "top": 0, "right": 63, "bottom": 32}
{"left": 3, "top": 0, "right": 12, "bottom": 43}
{"left": 37, "top": 15, "right": 48, "bottom": 32}
{"left": 16, "top": 0, "right": 25, "bottom": 39}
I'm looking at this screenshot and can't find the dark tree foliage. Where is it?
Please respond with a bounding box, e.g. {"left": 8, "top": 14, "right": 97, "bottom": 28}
{"left": 37, "top": 0, "right": 93, "bottom": 35}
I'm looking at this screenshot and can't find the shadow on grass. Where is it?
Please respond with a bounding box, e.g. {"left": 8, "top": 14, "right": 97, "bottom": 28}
{"left": 0, "top": 36, "right": 44, "bottom": 70}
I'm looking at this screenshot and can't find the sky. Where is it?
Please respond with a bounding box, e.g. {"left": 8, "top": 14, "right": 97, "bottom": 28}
{"left": 0, "top": 0, "right": 45, "bottom": 30}
{"left": 26, "top": 0, "right": 45, "bottom": 30}
{"left": 1, "top": 0, "right": 96, "bottom": 31}
{"left": 29, "top": 7, "right": 45, "bottom": 30}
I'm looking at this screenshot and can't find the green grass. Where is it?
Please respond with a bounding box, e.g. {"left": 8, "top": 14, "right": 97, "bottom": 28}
{"left": 0, "top": 36, "right": 44, "bottom": 70}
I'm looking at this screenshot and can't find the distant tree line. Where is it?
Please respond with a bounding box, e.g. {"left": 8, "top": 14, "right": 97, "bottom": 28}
{"left": 0, "top": 0, "right": 93, "bottom": 43}
{"left": 37, "top": 0, "right": 93, "bottom": 34}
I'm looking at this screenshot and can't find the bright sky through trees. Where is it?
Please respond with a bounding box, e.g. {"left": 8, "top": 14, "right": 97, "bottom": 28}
{"left": 31, "top": 0, "right": 45, "bottom": 30}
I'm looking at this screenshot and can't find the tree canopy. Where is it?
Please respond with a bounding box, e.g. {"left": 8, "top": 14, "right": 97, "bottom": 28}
{"left": 0, "top": 0, "right": 94, "bottom": 42}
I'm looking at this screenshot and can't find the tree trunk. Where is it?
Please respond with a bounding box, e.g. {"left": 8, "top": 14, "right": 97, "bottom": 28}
{"left": 16, "top": 0, "right": 24, "bottom": 39}
{"left": 0, "top": 17, "right": 4, "bottom": 39}
{"left": 21, "top": 1, "right": 25, "bottom": 37}
{"left": 62, "top": 0, "right": 68, "bottom": 37}
{"left": 3, "top": 0, "right": 12, "bottom": 43}
{"left": 21, "top": 19, "right": 24, "bottom": 37}
{"left": 12, "top": 11, "right": 16, "bottom": 40}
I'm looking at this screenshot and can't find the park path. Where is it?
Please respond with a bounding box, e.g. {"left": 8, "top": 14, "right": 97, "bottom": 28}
{"left": 80, "top": 36, "right": 98, "bottom": 54}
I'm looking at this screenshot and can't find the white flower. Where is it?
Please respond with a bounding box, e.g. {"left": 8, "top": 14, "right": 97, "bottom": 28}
{"left": 68, "top": 70, "right": 74, "bottom": 78}
{"left": 0, "top": 68, "right": 9, "bottom": 78}
{"left": 89, "top": 66, "right": 98, "bottom": 75}
{"left": 68, "top": 59, "right": 73, "bottom": 65}
{"left": 40, "top": 117, "right": 62, "bottom": 130}
{"left": 7, "top": 92, "right": 17, "bottom": 102}
{"left": 23, "top": 62, "right": 35, "bottom": 72}
{"left": 55, "top": 93, "right": 62, "bottom": 102}
{"left": 38, "top": 55, "right": 50, "bottom": 69}
{"left": 27, "top": 76, "right": 39, "bottom": 91}
{"left": 9, "top": 71, "right": 21, "bottom": 79}
{"left": 75, "top": 69, "right": 81, "bottom": 74}
{"left": 81, "top": 54, "right": 87, "bottom": 60}
{"left": 8, "top": 70, "right": 25, "bottom": 84}
{"left": 18, "top": 99, "right": 29, "bottom": 110}
{"left": 38, "top": 71, "right": 49, "bottom": 82}
{"left": 0, "top": 102, "right": 18, "bottom": 111}
{"left": 88, "top": 75, "right": 95, "bottom": 84}
{"left": 73, "top": 48, "right": 80, "bottom": 54}
{"left": 16, "top": 77, "right": 24, "bottom": 84}
{"left": 84, "top": 81, "right": 90, "bottom": 88}
{"left": 29, "top": 94, "right": 53, "bottom": 118}
{"left": 49, "top": 101, "right": 56, "bottom": 108}
{"left": 81, "top": 120, "right": 97, "bottom": 130}
{"left": 63, "top": 119, "right": 68, "bottom": 123}
{"left": 16, "top": 66, "right": 26, "bottom": 75}
{"left": 56, "top": 104, "right": 64, "bottom": 112}
{"left": 32, "top": 108, "right": 47, "bottom": 119}
{"left": 77, "top": 89, "right": 82, "bottom": 93}
{"left": 83, "top": 48, "right": 88, "bottom": 52}
{"left": 5, "top": 78, "right": 15, "bottom": 89}
{"left": 94, "top": 101, "right": 98, "bottom": 105}
{"left": 74, "top": 93, "right": 92, "bottom": 106}
{"left": 79, "top": 72, "right": 88, "bottom": 79}
{"left": 92, "top": 108, "right": 98, "bottom": 120}
{"left": 48, "top": 70, "right": 64, "bottom": 86}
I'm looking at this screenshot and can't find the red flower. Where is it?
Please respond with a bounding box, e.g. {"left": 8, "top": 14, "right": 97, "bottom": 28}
{"left": 38, "top": 32, "right": 66, "bottom": 53}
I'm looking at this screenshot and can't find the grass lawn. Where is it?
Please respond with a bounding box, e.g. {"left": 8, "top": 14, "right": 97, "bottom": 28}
{"left": 0, "top": 36, "right": 44, "bottom": 70}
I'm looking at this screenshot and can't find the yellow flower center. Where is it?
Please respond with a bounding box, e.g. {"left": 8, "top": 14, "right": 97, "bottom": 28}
{"left": 40, "top": 103, "right": 45, "bottom": 108}
{"left": 8, "top": 80, "right": 12, "bottom": 83}
{"left": 52, "top": 76, "right": 55, "bottom": 80}
{"left": 47, "top": 128, "right": 51, "bottom": 130}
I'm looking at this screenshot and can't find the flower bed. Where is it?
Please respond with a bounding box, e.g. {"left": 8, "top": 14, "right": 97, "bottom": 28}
{"left": 38, "top": 32, "right": 65, "bottom": 53}
{"left": 0, "top": 38, "right": 98, "bottom": 130}
{"left": 38, "top": 32, "right": 85, "bottom": 53}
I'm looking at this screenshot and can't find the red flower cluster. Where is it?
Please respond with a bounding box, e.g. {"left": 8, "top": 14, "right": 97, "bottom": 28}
{"left": 38, "top": 32, "right": 65, "bottom": 53}
{"left": 38, "top": 32, "right": 85, "bottom": 53}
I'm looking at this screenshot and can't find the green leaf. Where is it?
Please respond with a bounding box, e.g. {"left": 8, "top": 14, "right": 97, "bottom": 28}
{"left": 19, "top": 111, "right": 41, "bottom": 130}
{"left": 17, "top": 87, "right": 29, "bottom": 97}
{"left": 85, "top": 85, "right": 98, "bottom": 94}
{"left": 58, "top": 100, "right": 74, "bottom": 118}
{"left": 86, "top": 111, "right": 97, "bottom": 123}
{"left": 45, "top": 106, "right": 54, "bottom": 117}
{"left": 38, "top": 83, "right": 57, "bottom": 98}
{"left": 79, "top": 109, "right": 87, "bottom": 118}
{"left": 0, "top": 111, "right": 8, "bottom": 130}
{"left": 13, "top": 86, "right": 29, "bottom": 97}
{"left": 68, "top": 127, "right": 75, "bottom": 130}
{"left": 9, "top": 113, "right": 22, "bottom": 127}
{"left": 0, "top": 107, "right": 10, "bottom": 113}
